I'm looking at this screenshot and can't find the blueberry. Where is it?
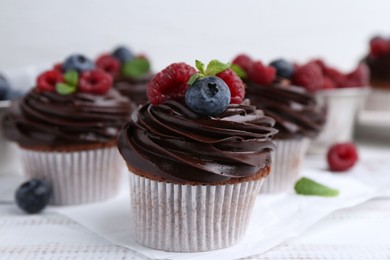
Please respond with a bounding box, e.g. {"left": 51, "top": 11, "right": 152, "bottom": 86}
{"left": 5, "top": 89, "right": 24, "bottom": 101}
{"left": 112, "top": 46, "right": 134, "bottom": 64}
{"left": 15, "top": 179, "right": 52, "bottom": 214}
{"left": 0, "top": 74, "right": 10, "bottom": 100}
{"left": 185, "top": 76, "right": 231, "bottom": 116}
{"left": 269, "top": 59, "right": 294, "bottom": 79}
{"left": 62, "top": 54, "right": 95, "bottom": 72}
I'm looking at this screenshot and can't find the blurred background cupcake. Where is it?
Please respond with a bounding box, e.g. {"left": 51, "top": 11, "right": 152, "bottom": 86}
{"left": 2, "top": 54, "right": 132, "bottom": 205}
{"left": 95, "top": 46, "right": 153, "bottom": 109}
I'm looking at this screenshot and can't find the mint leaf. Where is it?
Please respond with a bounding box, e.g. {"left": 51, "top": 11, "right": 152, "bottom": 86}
{"left": 122, "top": 58, "right": 150, "bottom": 78}
{"left": 231, "top": 64, "right": 247, "bottom": 79}
{"left": 295, "top": 177, "right": 339, "bottom": 197}
{"left": 205, "top": 60, "right": 230, "bottom": 76}
{"left": 56, "top": 83, "right": 76, "bottom": 95}
{"left": 188, "top": 73, "right": 204, "bottom": 85}
{"left": 63, "top": 70, "right": 79, "bottom": 86}
{"left": 195, "top": 60, "right": 205, "bottom": 74}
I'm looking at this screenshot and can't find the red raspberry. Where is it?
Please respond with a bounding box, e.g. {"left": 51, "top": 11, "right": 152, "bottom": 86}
{"left": 342, "top": 63, "right": 369, "bottom": 88}
{"left": 232, "top": 54, "right": 253, "bottom": 73}
{"left": 248, "top": 61, "right": 276, "bottom": 86}
{"left": 216, "top": 68, "right": 245, "bottom": 104}
{"left": 36, "top": 70, "right": 64, "bottom": 92}
{"left": 292, "top": 62, "right": 323, "bottom": 92}
{"left": 78, "top": 70, "right": 112, "bottom": 95}
{"left": 321, "top": 77, "right": 336, "bottom": 90}
{"left": 311, "top": 59, "right": 326, "bottom": 72}
{"left": 147, "top": 63, "right": 196, "bottom": 105}
{"left": 370, "top": 36, "right": 390, "bottom": 57}
{"left": 327, "top": 143, "right": 358, "bottom": 172}
{"left": 96, "top": 54, "right": 121, "bottom": 77}
{"left": 323, "top": 67, "right": 346, "bottom": 88}
{"left": 53, "top": 63, "right": 64, "bottom": 73}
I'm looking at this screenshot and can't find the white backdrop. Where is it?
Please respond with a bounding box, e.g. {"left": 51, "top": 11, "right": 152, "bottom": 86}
{"left": 0, "top": 0, "right": 389, "bottom": 72}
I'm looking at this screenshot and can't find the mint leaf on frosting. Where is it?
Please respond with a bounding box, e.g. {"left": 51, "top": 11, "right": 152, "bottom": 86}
{"left": 205, "top": 60, "right": 230, "bottom": 76}
{"left": 295, "top": 177, "right": 339, "bottom": 197}
{"left": 195, "top": 60, "right": 205, "bottom": 75}
{"left": 188, "top": 73, "right": 204, "bottom": 86}
{"left": 231, "top": 64, "right": 247, "bottom": 79}
{"left": 56, "top": 83, "right": 76, "bottom": 95}
{"left": 63, "top": 70, "right": 79, "bottom": 86}
{"left": 122, "top": 58, "right": 150, "bottom": 78}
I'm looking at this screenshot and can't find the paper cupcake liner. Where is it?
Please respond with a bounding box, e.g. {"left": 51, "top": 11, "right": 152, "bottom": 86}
{"left": 20, "top": 147, "right": 123, "bottom": 205}
{"left": 365, "top": 88, "right": 390, "bottom": 111}
{"left": 260, "top": 138, "right": 310, "bottom": 194}
{"left": 129, "top": 173, "right": 264, "bottom": 252}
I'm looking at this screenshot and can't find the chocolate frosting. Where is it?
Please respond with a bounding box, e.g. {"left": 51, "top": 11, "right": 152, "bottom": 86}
{"left": 246, "top": 82, "right": 325, "bottom": 139}
{"left": 2, "top": 88, "right": 132, "bottom": 147}
{"left": 113, "top": 73, "right": 153, "bottom": 106}
{"left": 363, "top": 55, "right": 390, "bottom": 82}
{"left": 118, "top": 99, "right": 277, "bottom": 184}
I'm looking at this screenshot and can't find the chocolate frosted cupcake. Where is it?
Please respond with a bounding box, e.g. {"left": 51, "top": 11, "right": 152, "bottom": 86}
{"left": 2, "top": 54, "right": 132, "bottom": 205}
{"left": 118, "top": 60, "right": 277, "bottom": 252}
{"left": 363, "top": 36, "right": 390, "bottom": 110}
{"left": 96, "top": 46, "right": 152, "bottom": 109}
{"left": 232, "top": 55, "right": 325, "bottom": 193}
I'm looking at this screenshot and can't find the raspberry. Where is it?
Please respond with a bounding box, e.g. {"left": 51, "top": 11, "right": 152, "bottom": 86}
{"left": 248, "top": 61, "right": 276, "bottom": 86}
{"left": 323, "top": 67, "right": 346, "bottom": 88}
{"left": 96, "top": 54, "right": 121, "bottom": 77}
{"left": 321, "top": 77, "right": 336, "bottom": 90}
{"left": 232, "top": 54, "right": 253, "bottom": 73}
{"left": 53, "top": 63, "right": 64, "bottom": 73}
{"left": 147, "top": 63, "right": 196, "bottom": 105}
{"left": 36, "top": 70, "right": 64, "bottom": 92}
{"left": 78, "top": 70, "right": 112, "bottom": 95}
{"left": 311, "top": 59, "right": 326, "bottom": 72}
{"left": 216, "top": 68, "right": 245, "bottom": 104}
{"left": 327, "top": 143, "right": 358, "bottom": 172}
{"left": 370, "top": 36, "right": 390, "bottom": 57}
{"left": 342, "top": 63, "right": 369, "bottom": 88}
{"left": 292, "top": 62, "right": 323, "bottom": 92}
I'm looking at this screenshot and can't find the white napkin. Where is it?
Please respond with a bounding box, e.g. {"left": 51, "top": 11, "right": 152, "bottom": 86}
{"left": 54, "top": 146, "right": 390, "bottom": 260}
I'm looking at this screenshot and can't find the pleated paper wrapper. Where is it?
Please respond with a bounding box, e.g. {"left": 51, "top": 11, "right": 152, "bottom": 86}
{"left": 129, "top": 173, "right": 265, "bottom": 252}
{"left": 260, "top": 138, "right": 310, "bottom": 194}
{"left": 365, "top": 88, "right": 390, "bottom": 111}
{"left": 20, "top": 147, "right": 123, "bottom": 205}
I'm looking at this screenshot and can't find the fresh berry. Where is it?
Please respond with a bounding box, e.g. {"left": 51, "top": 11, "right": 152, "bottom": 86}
{"left": 311, "top": 59, "right": 326, "bottom": 71}
{"left": 96, "top": 54, "right": 121, "bottom": 77}
{"left": 15, "top": 178, "right": 52, "bottom": 214}
{"left": 321, "top": 77, "right": 336, "bottom": 90}
{"left": 0, "top": 75, "right": 10, "bottom": 100}
{"left": 269, "top": 59, "right": 295, "bottom": 79}
{"left": 53, "top": 63, "right": 64, "bottom": 73}
{"left": 248, "top": 61, "right": 276, "bottom": 85}
{"left": 369, "top": 36, "right": 390, "bottom": 57}
{"left": 5, "top": 89, "right": 24, "bottom": 100}
{"left": 327, "top": 143, "right": 358, "bottom": 172}
{"left": 292, "top": 62, "right": 323, "bottom": 92}
{"left": 323, "top": 67, "right": 346, "bottom": 88}
{"left": 295, "top": 177, "right": 339, "bottom": 197}
{"left": 216, "top": 68, "right": 245, "bottom": 104}
{"left": 147, "top": 63, "right": 196, "bottom": 105}
{"left": 185, "top": 76, "right": 230, "bottom": 116}
{"left": 232, "top": 54, "right": 253, "bottom": 73}
{"left": 36, "top": 70, "right": 64, "bottom": 92}
{"left": 342, "top": 63, "right": 369, "bottom": 88}
{"left": 62, "top": 54, "right": 95, "bottom": 72}
{"left": 112, "top": 46, "right": 134, "bottom": 64}
{"left": 78, "top": 70, "right": 112, "bottom": 94}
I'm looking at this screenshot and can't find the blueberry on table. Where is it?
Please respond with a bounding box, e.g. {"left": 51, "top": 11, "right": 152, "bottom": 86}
{"left": 112, "top": 46, "right": 134, "bottom": 64}
{"left": 0, "top": 74, "right": 10, "bottom": 100}
{"left": 269, "top": 59, "right": 295, "bottom": 79}
{"left": 15, "top": 179, "right": 52, "bottom": 214}
{"left": 185, "top": 76, "right": 231, "bottom": 116}
{"left": 62, "top": 54, "right": 95, "bottom": 72}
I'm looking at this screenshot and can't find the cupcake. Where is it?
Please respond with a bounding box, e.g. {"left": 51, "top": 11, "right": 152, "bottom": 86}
{"left": 2, "top": 54, "right": 132, "bottom": 205}
{"left": 95, "top": 46, "right": 152, "bottom": 109}
{"left": 118, "top": 60, "right": 277, "bottom": 252}
{"left": 232, "top": 55, "right": 325, "bottom": 193}
{"left": 363, "top": 36, "right": 390, "bottom": 111}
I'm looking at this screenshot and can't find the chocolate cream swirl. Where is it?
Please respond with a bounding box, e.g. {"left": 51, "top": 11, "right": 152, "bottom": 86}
{"left": 118, "top": 99, "right": 278, "bottom": 184}
{"left": 363, "top": 55, "right": 390, "bottom": 82}
{"left": 113, "top": 73, "right": 153, "bottom": 106}
{"left": 2, "top": 88, "right": 132, "bottom": 147}
{"left": 246, "top": 82, "right": 325, "bottom": 139}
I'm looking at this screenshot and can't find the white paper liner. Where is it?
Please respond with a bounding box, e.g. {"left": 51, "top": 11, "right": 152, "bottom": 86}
{"left": 365, "top": 88, "right": 390, "bottom": 111}
{"left": 129, "top": 173, "right": 264, "bottom": 252}
{"left": 260, "top": 138, "right": 310, "bottom": 194}
{"left": 20, "top": 147, "right": 123, "bottom": 205}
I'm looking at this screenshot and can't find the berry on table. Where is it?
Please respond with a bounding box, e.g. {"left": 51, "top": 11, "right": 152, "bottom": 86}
{"left": 216, "top": 68, "right": 245, "bottom": 104}
{"left": 62, "top": 54, "right": 95, "bottom": 73}
{"left": 269, "top": 59, "right": 295, "bottom": 79}
{"left": 327, "top": 142, "right": 358, "bottom": 172}
{"left": 0, "top": 74, "right": 11, "bottom": 100}
{"left": 369, "top": 36, "right": 390, "bottom": 58}
{"left": 112, "top": 46, "right": 134, "bottom": 64}
{"left": 78, "top": 70, "right": 112, "bottom": 95}
{"left": 36, "top": 70, "right": 64, "bottom": 92}
{"left": 15, "top": 178, "right": 52, "bottom": 214}
{"left": 185, "top": 76, "right": 231, "bottom": 116}
{"left": 96, "top": 54, "right": 121, "bottom": 77}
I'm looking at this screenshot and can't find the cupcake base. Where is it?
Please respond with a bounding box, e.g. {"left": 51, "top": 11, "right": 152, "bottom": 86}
{"left": 260, "top": 138, "right": 310, "bottom": 194}
{"left": 129, "top": 172, "right": 266, "bottom": 252}
{"left": 20, "top": 145, "right": 123, "bottom": 205}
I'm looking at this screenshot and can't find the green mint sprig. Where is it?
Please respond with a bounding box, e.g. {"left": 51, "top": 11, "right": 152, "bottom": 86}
{"left": 294, "top": 177, "right": 339, "bottom": 197}
{"left": 122, "top": 57, "right": 150, "bottom": 78}
{"left": 188, "top": 59, "right": 231, "bottom": 85}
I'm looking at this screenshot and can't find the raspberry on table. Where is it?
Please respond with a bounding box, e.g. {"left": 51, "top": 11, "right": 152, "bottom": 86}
{"left": 327, "top": 143, "right": 358, "bottom": 172}
{"left": 216, "top": 68, "right": 245, "bottom": 104}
